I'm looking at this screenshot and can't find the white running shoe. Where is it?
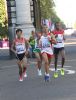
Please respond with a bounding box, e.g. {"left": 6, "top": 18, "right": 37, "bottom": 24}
{"left": 23, "top": 72, "right": 27, "bottom": 78}
{"left": 19, "top": 76, "right": 23, "bottom": 82}
{"left": 38, "top": 69, "right": 42, "bottom": 76}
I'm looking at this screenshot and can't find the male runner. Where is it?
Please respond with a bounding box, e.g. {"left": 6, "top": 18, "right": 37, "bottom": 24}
{"left": 11, "top": 29, "right": 29, "bottom": 81}
{"left": 52, "top": 22, "right": 65, "bottom": 78}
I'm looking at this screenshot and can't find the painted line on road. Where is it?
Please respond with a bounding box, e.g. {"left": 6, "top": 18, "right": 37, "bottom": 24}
{"left": 65, "top": 44, "right": 76, "bottom": 46}
{"left": 0, "top": 64, "right": 75, "bottom": 75}
{"left": 65, "top": 59, "right": 76, "bottom": 62}
{"left": 1, "top": 58, "right": 76, "bottom": 70}
{"left": 58, "top": 59, "right": 76, "bottom": 62}
{"left": 0, "top": 65, "right": 17, "bottom": 69}
{"left": 49, "top": 68, "right": 76, "bottom": 75}
{"left": 0, "top": 63, "right": 72, "bottom": 69}
{"left": 51, "top": 64, "right": 71, "bottom": 68}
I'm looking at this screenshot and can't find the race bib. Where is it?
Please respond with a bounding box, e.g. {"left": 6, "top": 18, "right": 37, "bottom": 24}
{"left": 41, "top": 37, "right": 51, "bottom": 48}
{"left": 56, "top": 34, "right": 63, "bottom": 43}
{"left": 42, "top": 42, "right": 50, "bottom": 48}
{"left": 16, "top": 43, "right": 25, "bottom": 53}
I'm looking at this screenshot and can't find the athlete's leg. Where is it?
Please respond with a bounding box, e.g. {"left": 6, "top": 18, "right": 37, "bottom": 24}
{"left": 48, "top": 57, "right": 51, "bottom": 67}
{"left": 23, "top": 56, "right": 27, "bottom": 77}
{"left": 48, "top": 55, "right": 52, "bottom": 74}
{"left": 60, "top": 48, "right": 65, "bottom": 75}
{"left": 54, "top": 48, "right": 59, "bottom": 71}
{"left": 35, "top": 52, "right": 42, "bottom": 69}
{"left": 54, "top": 54, "right": 58, "bottom": 71}
{"left": 42, "top": 52, "right": 50, "bottom": 81}
{"left": 17, "top": 60, "right": 23, "bottom": 81}
{"left": 53, "top": 48, "right": 59, "bottom": 78}
{"left": 47, "top": 53, "right": 53, "bottom": 68}
{"left": 60, "top": 48, "right": 65, "bottom": 68}
{"left": 42, "top": 53, "right": 49, "bottom": 74}
{"left": 34, "top": 52, "right": 42, "bottom": 76}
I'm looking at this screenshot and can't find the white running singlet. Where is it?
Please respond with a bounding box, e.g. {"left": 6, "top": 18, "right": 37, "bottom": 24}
{"left": 40, "top": 36, "right": 53, "bottom": 55}
{"left": 54, "top": 34, "right": 64, "bottom": 48}
{"left": 15, "top": 38, "right": 26, "bottom": 54}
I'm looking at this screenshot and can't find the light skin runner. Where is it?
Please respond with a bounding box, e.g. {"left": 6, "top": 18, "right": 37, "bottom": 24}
{"left": 29, "top": 31, "right": 35, "bottom": 58}
{"left": 11, "top": 29, "right": 29, "bottom": 81}
{"left": 39, "top": 25, "right": 56, "bottom": 81}
{"left": 33, "top": 32, "right": 42, "bottom": 76}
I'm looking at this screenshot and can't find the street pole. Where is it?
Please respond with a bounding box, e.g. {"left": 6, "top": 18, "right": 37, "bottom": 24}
{"left": 6, "top": 0, "right": 16, "bottom": 59}
{"left": 33, "top": 0, "right": 41, "bottom": 32}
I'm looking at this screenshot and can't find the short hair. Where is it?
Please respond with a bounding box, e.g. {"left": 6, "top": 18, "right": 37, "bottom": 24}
{"left": 16, "top": 29, "right": 22, "bottom": 34}
{"left": 55, "top": 22, "right": 61, "bottom": 27}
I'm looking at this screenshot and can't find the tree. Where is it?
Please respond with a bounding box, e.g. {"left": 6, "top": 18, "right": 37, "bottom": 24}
{"left": 40, "top": 0, "right": 64, "bottom": 24}
{"left": 51, "top": 10, "right": 61, "bottom": 23}
{"left": 0, "top": 0, "right": 8, "bottom": 38}
{"left": 40, "top": 0, "right": 55, "bottom": 19}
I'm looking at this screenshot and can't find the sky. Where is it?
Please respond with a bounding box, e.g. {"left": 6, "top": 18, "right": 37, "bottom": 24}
{"left": 54, "top": 0, "right": 76, "bottom": 27}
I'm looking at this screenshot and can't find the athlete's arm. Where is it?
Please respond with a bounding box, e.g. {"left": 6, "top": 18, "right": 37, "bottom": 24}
{"left": 63, "top": 34, "right": 66, "bottom": 41}
{"left": 25, "top": 39, "right": 30, "bottom": 55}
{"left": 39, "top": 39, "right": 42, "bottom": 48}
{"left": 49, "top": 33, "right": 57, "bottom": 44}
{"left": 11, "top": 40, "right": 16, "bottom": 54}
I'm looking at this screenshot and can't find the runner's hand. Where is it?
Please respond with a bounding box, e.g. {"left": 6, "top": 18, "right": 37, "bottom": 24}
{"left": 25, "top": 51, "right": 28, "bottom": 56}
{"left": 14, "top": 51, "right": 17, "bottom": 55}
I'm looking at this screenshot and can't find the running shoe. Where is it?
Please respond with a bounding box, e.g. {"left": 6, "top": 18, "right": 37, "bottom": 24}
{"left": 54, "top": 71, "right": 58, "bottom": 78}
{"left": 38, "top": 69, "right": 42, "bottom": 76}
{"left": 19, "top": 76, "right": 23, "bottom": 82}
{"left": 61, "top": 68, "right": 65, "bottom": 76}
{"left": 44, "top": 74, "right": 50, "bottom": 82}
{"left": 23, "top": 67, "right": 27, "bottom": 78}
{"left": 23, "top": 72, "right": 27, "bottom": 78}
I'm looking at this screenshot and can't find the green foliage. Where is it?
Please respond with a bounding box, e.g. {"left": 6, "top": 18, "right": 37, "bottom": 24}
{"left": 40, "top": 0, "right": 63, "bottom": 24}
{"left": 61, "top": 22, "right": 66, "bottom": 29}
{"left": 0, "top": 0, "right": 8, "bottom": 38}
{"left": 40, "top": 0, "right": 55, "bottom": 19}
{"left": 51, "top": 11, "right": 61, "bottom": 23}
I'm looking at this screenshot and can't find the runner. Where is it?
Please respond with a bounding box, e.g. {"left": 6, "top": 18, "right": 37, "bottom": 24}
{"left": 11, "top": 29, "right": 29, "bottom": 82}
{"left": 52, "top": 22, "right": 66, "bottom": 78}
{"left": 39, "top": 25, "right": 56, "bottom": 81}
{"left": 29, "top": 31, "right": 35, "bottom": 58}
{"left": 33, "top": 32, "right": 42, "bottom": 76}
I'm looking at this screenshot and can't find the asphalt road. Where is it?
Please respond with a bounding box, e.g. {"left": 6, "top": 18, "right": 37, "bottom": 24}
{"left": 0, "top": 38, "right": 76, "bottom": 100}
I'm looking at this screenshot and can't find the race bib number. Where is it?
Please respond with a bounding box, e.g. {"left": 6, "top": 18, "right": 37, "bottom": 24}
{"left": 56, "top": 34, "right": 63, "bottom": 42}
{"left": 42, "top": 42, "right": 50, "bottom": 48}
{"left": 16, "top": 44, "right": 25, "bottom": 53}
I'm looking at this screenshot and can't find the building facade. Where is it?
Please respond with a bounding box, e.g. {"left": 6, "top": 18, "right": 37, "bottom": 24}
{"left": 6, "top": 0, "right": 36, "bottom": 40}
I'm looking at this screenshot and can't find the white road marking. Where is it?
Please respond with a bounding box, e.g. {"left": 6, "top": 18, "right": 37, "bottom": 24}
{"left": 51, "top": 64, "right": 71, "bottom": 67}
{"left": 0, "top": 60, "right": 76, "bottom": 75}
{"left": 49, "top": 68, "right": 76, "bottom": 75}
{"left": 65, "top": 59, "right": 76, "bottom": 62}
{"left": 58, "top": 59, "right": 76, "bottom": 62}
{"left": 66, "top": 69, "right": 76, "bottom": 74}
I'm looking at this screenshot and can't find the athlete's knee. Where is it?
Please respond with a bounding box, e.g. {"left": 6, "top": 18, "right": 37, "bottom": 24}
{"left": 45, "top": 60, "right": 49, "bottom": 65}
{"left": 37, "top": 58, "right": 41, "bottom": 62}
